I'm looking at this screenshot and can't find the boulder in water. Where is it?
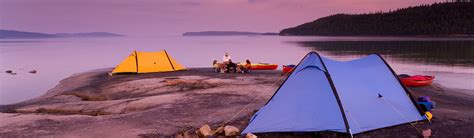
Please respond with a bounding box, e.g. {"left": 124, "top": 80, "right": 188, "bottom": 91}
{"left": 29, "top": 70, "right": 37, "bottom": 74}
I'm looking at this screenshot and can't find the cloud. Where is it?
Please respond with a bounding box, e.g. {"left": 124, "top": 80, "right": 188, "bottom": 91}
{"left": 0, "top": 0, "right": 439, "bottom": 36}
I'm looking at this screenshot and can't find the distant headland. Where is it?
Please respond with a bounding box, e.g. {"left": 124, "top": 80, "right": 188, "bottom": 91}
{"left": 280, "top": 2, "right": 474, "bottom": 36}
{"left": 182, "top": 31, "right": 278, "bottom": 36}
{"left": 0, "top": 29, "right": 125, "bottom": 39}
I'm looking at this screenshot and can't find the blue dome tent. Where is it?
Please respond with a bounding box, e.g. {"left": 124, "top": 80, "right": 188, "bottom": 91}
{"left": 242, "top": 52, "right": 427, "bottom": 136}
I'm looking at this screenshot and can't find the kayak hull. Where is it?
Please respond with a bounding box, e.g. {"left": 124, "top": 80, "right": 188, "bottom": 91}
{"left": 398, "top": 75, "right": 434, "bottom": 87}
{"left": 282, "top": 65, "right": 296, "bottom": 73}
{"left": 251, "top": 64, "right": 278, "bottom": 70}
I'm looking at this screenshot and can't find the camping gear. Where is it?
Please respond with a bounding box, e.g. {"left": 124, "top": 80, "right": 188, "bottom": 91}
{"left": 398, "top": 74, "right": 434, "bottom": 87}
{"left": 110, "top": 50, "right": 186, "bottom": 75}
{"left": 417, "top": 96, "right": 435, "bottom": 112}
{"left": 425, "top": 112, "right": 433, "bottom": 121}
{"left": 282, "top": 64, "right": 296, "bottom": 74}
{"left": 242, "top": 52, "right": 426, "bottom": 135}
{"left": 250, "top": 63, "right": 278, "bottom": 70}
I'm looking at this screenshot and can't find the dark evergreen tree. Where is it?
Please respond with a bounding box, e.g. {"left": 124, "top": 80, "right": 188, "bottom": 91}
{"left": 280, "top": 2, "right": 474, "bottom": 36}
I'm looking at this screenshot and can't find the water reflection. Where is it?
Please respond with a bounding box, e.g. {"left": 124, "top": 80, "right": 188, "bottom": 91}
{"left": 296, "top": 41, "right": 474, "bottom": 67}
{"left": 1, "top": 37, "right": 474, "bottom": 104}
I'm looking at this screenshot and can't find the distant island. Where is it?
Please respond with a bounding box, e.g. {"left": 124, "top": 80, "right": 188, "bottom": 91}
{"left": 0, "top": 29, "right": 125, "bottom": 39}
{"left": 280, "top": 2, "right": 474, "bottom": 36}
{"left": 53, "top": 32, "right": 124, "bottom": 38}
{"left": 182, "top": 31, "right": 278, "bottom": 36}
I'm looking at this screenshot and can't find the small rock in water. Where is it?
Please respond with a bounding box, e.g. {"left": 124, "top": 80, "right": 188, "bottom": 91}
{"left": 29, "top": 70, "right": 37, "bottom": 74}
{"left": 10, "top": 73, "right": 17, "bottom": 75}
{"left": 198, "top": 124, "right": 213, "bottom": 136}
{"left": 5, "top": 70, "right": 13, "bottom": 74}
{"left": 224, "top": 125, "right": 240, "bottom": 136}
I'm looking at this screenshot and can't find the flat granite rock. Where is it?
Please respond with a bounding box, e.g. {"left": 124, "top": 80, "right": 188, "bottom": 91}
{"left": 0, "top": 68, "right": 473, "bottom": 137}
{"left": 0, "top": 68, "right": 283, "bottom": 137}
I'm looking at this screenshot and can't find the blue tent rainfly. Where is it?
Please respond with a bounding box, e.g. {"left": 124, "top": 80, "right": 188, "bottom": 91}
{"left": 242, "top": 52, "right": 427, "bottom": 135}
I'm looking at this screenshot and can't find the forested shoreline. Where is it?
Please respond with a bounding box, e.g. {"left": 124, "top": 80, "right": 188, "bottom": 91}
{"left": 280, "top": 2, "right": 474, "bottom": 36}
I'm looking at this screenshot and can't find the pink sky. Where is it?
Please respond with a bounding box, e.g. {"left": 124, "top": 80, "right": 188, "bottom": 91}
{"left": 0, "top": 0, "right": 440, "bottom": 36}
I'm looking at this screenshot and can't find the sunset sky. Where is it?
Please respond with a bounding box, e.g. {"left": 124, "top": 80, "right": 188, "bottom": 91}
{"left": 1, "top": 0, "right": 440, "bottom": 36}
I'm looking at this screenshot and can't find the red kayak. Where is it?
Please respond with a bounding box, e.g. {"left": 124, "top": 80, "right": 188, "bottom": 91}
{"left": 282, "top": 65, "right": 296, "bottom": 73}
{"left": 251, "top": 63, "right": 278, "bottom": 70}
{"left": 398, "top": 74, "right": 434, "bottom": 87}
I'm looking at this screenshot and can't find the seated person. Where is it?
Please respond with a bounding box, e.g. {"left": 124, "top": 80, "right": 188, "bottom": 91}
{"left": 236, "top": 59, "right": 252, "bottom": 73}
{"left": 212, "top": 60, "right": 226, "bottom": 73}
{"left": 212, "top": 60, "right": 219, "bottom": 72}
{"left": 244, "top": 59, "right": 252, "bottom": 72}
{"left": 226, "top": 59, "right": 237, "bottom": 73}
{"left": 236, "top": 64, "right": 245, "bottom": 74}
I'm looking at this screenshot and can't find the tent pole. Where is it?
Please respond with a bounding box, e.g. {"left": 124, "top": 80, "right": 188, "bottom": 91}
{"left": 134, "top": 51, "right": 139, "bottom": 73}
{"left": 263, "top": 52, "right": 313, "bottom": 105}
{"left": 163, "top": 50, "right": 176, "bottom": 71}
{"left": 349, "top": 129, "right": 354, "bottom": 138}
{"left": 374, "top": 54, "right": 425, "bottom": 116}
{"left": 314, "top": 52, "right": 352, "bottom": 136}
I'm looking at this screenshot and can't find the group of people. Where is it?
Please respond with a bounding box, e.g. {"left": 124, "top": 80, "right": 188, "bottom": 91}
{"left": 213, "top": 53, "right": 252, "bottom": 73}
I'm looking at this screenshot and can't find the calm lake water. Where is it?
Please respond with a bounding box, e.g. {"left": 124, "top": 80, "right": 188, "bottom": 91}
{"left": 1, "top": 36, "right": 473, "bottom": 104}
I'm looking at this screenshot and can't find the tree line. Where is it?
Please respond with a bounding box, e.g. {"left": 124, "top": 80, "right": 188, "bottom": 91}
{"left": 280, "top": 2, "right": 474, "bottom": 36}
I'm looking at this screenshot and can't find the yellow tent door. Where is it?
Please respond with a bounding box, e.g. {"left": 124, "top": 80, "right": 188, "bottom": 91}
{"left": 111, "top": 50, "right": 186, "bottom": 75}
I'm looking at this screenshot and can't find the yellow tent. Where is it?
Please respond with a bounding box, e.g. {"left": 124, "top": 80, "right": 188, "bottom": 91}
{"left": 111, "top": 50, "right": 186, "bottom": 75}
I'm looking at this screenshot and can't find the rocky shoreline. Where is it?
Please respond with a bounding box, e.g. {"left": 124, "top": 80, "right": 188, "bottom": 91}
{"left": 1, "top": 68, "right": 473, "bottom": 137}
